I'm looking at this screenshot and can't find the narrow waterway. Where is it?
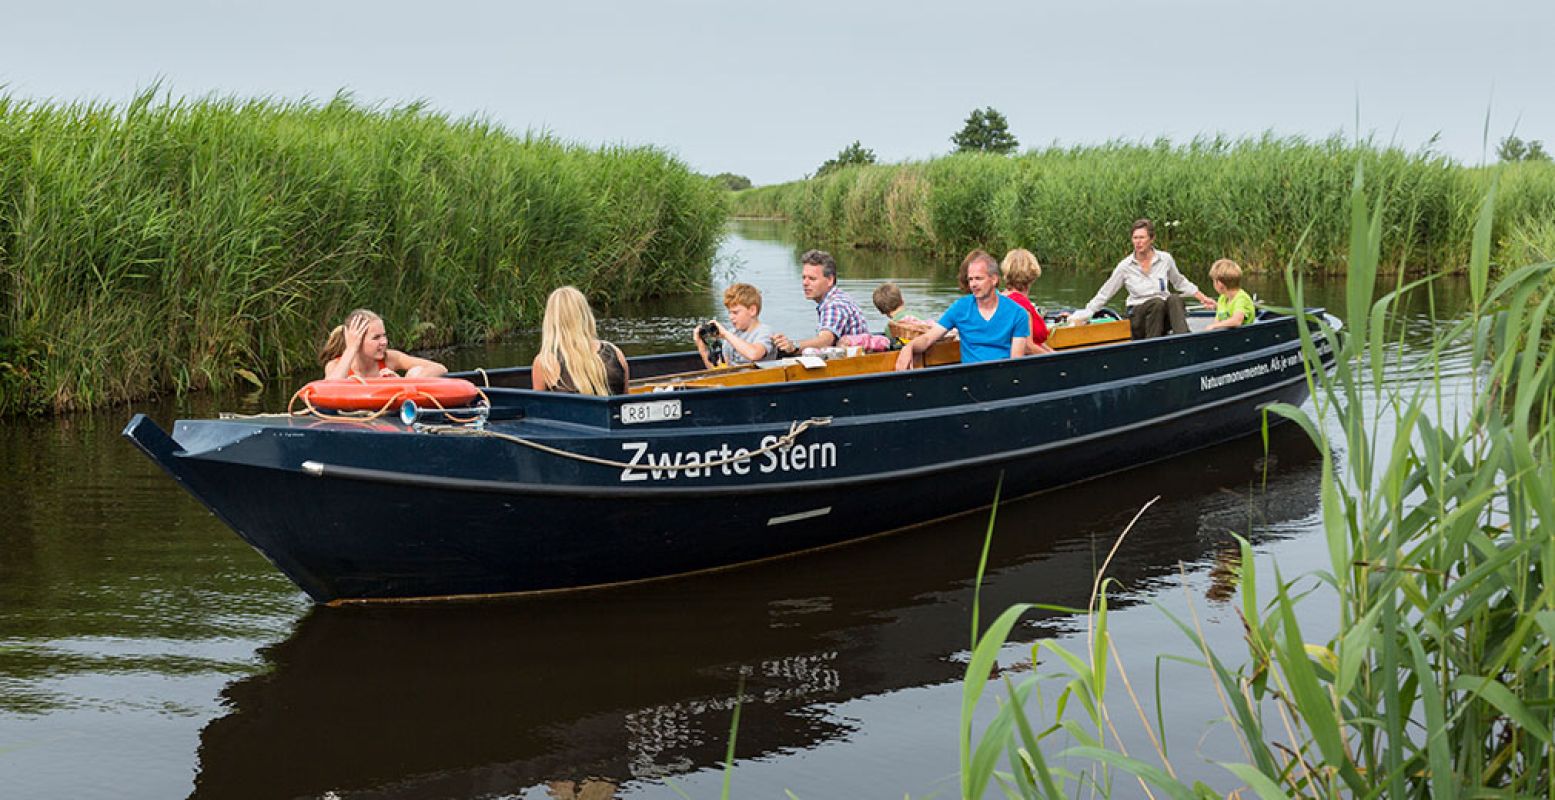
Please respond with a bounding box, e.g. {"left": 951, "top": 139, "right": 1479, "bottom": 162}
{"left": 0, "top": 221, "right": 1477, "bottom": 798}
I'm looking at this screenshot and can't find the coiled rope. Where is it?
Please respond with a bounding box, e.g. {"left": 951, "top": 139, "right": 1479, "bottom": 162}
{"left": 417, "top": 416, "right": 833, "bottom": 471}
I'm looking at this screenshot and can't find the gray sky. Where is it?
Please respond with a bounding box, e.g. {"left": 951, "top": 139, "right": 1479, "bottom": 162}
{"left": 4, "top": 0, "right": 1551, "bottom": 185}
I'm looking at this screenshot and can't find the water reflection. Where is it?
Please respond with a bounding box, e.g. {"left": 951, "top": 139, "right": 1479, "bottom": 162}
{"left": 188, "top": 430, "right": 1323, "bottom": 799}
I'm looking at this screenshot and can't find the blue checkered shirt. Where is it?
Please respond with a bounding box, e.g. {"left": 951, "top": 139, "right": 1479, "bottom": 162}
{"left": 816, "top": 286, "right": 870, "bottom": 339}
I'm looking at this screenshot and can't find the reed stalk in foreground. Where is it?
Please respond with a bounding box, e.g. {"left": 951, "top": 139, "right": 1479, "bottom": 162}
{"left": 956, "top": 166, "right": 1555, "bottom": 798}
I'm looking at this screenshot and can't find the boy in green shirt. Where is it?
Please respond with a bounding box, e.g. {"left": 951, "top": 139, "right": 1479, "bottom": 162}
{"left": 1205, "top": 259, "right": 1256, "bottom": 330}
{"left": 873, "top": 282, "right": 929, "bottom": 345}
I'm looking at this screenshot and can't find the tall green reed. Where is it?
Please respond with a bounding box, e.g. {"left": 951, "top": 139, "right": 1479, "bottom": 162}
{"left": 955, "top": 166, "right": 1554, "bottom": 797}
{"left": 733, "top": 136, "right": 1555, "bottom": 278}
{"left": 0, "top": 90, "right": 728, "bottom": 414}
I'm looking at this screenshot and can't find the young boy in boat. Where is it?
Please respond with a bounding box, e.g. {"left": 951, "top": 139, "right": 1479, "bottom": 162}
{"left": 319, "top": 308, "right": 447, "bottom": 380}
{"left": 1204, "top": 259, "right": 1257, "bottom": 330}
{"left": 873, "top": 282, "right": 931, "bottom": 345}
{"left": 694, "top": 283, "right": 777, "bottom": 368}
{"left": 894, "top": 250, "right": 1029, "bottom": 370}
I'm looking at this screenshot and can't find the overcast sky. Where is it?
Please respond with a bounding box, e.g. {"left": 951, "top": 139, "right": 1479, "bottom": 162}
{"left": 4, "top": 0, "right": 1550, "bottom": 185}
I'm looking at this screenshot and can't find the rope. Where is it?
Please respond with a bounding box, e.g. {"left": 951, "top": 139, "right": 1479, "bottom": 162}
{"left": 418, "top": 416, "right": 833, "bottom": 471}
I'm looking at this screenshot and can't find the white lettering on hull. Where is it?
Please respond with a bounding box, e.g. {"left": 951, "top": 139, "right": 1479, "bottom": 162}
{"left": 619, "top": 438, "right": 837, "bottom": 482}
{"left": 1200, "top": 340, "right": 1331, "bottom": 392}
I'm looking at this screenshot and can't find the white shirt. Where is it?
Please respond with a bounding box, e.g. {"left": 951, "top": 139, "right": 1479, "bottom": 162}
{"left": 1071, "top": 249, "right": 1200, "bottom": 323}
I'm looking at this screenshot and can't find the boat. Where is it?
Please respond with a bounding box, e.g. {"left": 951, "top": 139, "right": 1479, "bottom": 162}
{"left": 124, "top": 309, "right": 1338, "bottom": 605}
{"left": 185, "top": 428, "right": 1325, "bottom": 798}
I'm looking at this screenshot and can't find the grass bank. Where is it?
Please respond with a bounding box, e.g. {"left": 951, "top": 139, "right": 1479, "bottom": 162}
{"left": 0, "top": 91, "right": 727, "bottom": 414}
{"left": 732, "top": 136, "right": 1555, "bottom": 275}
{"left": 957, "top": 172, "right": 1555, "bottom": 796}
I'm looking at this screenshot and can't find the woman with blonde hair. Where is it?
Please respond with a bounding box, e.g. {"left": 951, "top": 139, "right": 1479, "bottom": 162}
{"left": 531, "top": 287, "right": 629, "bottom": 395}
{"left": 320, "top": 308, "right": 447, "bottom": 380}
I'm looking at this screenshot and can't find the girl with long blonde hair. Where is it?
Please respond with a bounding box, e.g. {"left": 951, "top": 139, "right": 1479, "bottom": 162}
{"left": 319, "top": 308, "right": 447, "bottom": 380}
{"left": 531, "top": 287, "right": 629, "bottom": 395}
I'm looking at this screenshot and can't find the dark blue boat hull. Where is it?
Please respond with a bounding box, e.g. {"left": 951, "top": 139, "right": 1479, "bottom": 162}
{"left": 125, "top": 313, "right": 1335, "bottom": 604}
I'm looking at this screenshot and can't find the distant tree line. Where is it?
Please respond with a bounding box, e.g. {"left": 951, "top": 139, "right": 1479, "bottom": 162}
{"left": 812, "top": 106, "right": 1022, "bottom": 177}
{"left": 950, "top": 106, "right": 1019, "bottom": 154}
{"left": 809, "top": 113, "right": 1555, "bottom": 180}
{"left": 815, "top": 140, "right": 877, "bottom": 177}
{"left": 711, "top": 172, "right": 752, "bottom": 191}
{"left": 1498, "top": 135, "right": 1550, "bottom": 163}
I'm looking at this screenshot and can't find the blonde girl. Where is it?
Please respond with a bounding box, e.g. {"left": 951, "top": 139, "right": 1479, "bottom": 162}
{"left": 531, "top": 287, "right": 629, "bottom": 395}
{"left": 320, "top": 308, "right": 446, "bottom": 380}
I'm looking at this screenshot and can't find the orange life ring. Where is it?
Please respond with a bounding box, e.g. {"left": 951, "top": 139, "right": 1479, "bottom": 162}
{"left": 297, "top": 377, "right": 481, "bottom": 412}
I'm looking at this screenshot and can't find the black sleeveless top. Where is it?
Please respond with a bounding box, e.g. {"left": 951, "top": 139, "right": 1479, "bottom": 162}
{"left": 552, "top": 342, "right": 627, "bottom": 395}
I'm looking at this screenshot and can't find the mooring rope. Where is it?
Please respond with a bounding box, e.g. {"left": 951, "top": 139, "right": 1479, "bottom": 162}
{"left": 417, "top": 416, "right": 833, "bottom": 471}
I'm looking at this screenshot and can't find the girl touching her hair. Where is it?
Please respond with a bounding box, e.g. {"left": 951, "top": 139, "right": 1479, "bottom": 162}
{"left": 319, "top": 309, "right": 447, "bottom": 380}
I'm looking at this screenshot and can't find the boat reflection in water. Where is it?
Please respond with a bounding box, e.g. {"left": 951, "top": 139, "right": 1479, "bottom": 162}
{"left": 190, "top": 429, "right": 1323, "bottom": 799}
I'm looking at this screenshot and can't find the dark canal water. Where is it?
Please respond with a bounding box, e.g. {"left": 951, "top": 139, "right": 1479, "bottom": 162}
{"left": 1, "top": 221, "right": 1476, "bottom": 798}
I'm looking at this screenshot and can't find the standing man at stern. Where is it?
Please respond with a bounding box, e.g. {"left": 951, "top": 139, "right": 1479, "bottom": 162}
{"left": 772, "top": 249, "right": 870, "bottom": 355}
{"left": 895, "top": 250, "right": 1029, "bottom": 370}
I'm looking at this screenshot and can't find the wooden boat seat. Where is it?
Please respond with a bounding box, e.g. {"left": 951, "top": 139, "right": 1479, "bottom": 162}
{"left": 626, "top": 320, "right": 1130, "bottom": 394}
{"left": 890, "top": 315, "right": 1130, "bottom": 351}
{"left": 1047, "top": 319, "right": 1131, "bottom": 350}
{"left": 628, "top": 340, "right": 962, "bottom": 394}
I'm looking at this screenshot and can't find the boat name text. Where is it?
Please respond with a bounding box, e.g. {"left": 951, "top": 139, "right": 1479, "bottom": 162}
{"left": 619, "top": 437, "right": 837, "bottom": 482}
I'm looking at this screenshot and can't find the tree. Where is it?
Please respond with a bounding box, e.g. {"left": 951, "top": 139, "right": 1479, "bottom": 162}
{"left": 1497, "top": 135, "right": 1550, "bottom": 163}
{"left": 815, "top": 141, "right": 876, "bottom": 178}
{"left": 951, "top": 107, "right": 1019, "bottom": 154}
{"left": 711, "top": 172, "right": 752, "bottom": 191}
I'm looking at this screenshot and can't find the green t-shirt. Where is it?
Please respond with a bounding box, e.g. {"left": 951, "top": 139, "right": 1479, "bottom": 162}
{"left": 1215, "top": 290, "right": 1256, "bottom": 325}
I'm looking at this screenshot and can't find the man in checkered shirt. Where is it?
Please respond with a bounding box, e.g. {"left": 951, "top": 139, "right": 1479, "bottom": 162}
{"left": 772, "top": 249, "right": 871, "bottom": 355}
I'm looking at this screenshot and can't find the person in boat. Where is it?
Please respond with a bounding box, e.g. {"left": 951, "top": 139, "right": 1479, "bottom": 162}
{"left": 894, "top": 250, "right": 1029, "bottom": 370}
{"left": 1068, "top": 218, "right": 1214, "bottom": 338}
{"left": 1000, "top": 248, "right": 1053, "bottom": 354}
{"left": 771, "top": 249, "right": 870, "bottom": 355}
{"left": 531, "top": 286, "right": 629, "bottom": 395}
{"left": 319, "top": 308, "right": 447, "bottom": 380}
{"left": 694, "top": 282, "right": 777, "bottom": 368}
{"left": 874, "top": 282, "right": 931, "bottom": 345}
{"left": 1203, "top": 258, "right": 1257, "bottom": 330}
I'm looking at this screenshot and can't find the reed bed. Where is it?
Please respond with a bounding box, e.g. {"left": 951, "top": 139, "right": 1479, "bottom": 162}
{"left": 0, "top": 91, "right": 728, "bottom": 414}
{"left": 733, "top": 136, "right": 1555, "bottom": 277}
{"left": 956, "top": 170, "right": 1555, "bottom": 797}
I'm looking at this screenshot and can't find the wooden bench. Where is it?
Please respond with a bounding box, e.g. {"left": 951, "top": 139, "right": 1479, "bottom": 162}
{"left": 1048, "top": 319, "right": 1130, "bottom": 350}
{"left": 628, "top": 340, "right": 963, "bottom": 394}
{"left": 626, "top": 320, "right": 1127, "bottom": 395}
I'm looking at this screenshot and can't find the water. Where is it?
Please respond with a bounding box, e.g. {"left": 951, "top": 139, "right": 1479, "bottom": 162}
{"left": 0, "top": 222, "right": 1478, "bottom": 798}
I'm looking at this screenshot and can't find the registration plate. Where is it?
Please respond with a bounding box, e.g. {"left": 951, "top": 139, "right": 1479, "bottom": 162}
{"left": 621, "top": 398, "right": 682, "bottom": 425}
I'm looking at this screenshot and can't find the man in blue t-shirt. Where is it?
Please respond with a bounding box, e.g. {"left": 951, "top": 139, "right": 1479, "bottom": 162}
{"left": 894, "top": 250, "right": 1030, "bottom": 370}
